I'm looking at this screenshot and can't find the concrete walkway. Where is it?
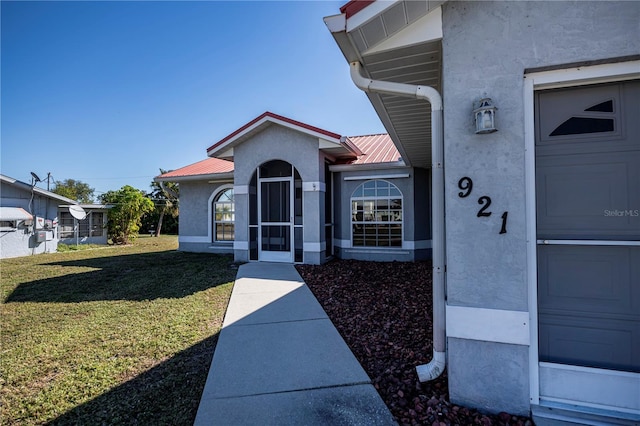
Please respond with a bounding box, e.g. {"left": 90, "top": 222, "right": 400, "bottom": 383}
{"left": 194, "top": 262, "right": 396, "bottom": 425}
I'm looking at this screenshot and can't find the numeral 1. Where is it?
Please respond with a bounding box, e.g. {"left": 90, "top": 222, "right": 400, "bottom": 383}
{"left": 500, "top": 211, "right": 508, "bottom": 234}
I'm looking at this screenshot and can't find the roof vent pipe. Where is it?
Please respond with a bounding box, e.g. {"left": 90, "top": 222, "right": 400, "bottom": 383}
{"left": 350, "top": 61, "right": 446, "bottom": 382}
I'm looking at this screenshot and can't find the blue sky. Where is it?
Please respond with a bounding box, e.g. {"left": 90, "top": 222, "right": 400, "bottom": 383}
{"left": 1, "top": 1, "right": 385, "bottom": 198}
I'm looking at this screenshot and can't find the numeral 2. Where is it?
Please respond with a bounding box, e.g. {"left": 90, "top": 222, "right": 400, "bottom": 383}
{"left": 477, "top": 196, "right": 492, "bottom": 217}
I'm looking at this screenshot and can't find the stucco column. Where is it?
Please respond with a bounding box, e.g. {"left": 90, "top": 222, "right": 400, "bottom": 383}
{"left": 302, "top": 182, "right": 325, "bottom": 265}
{"left": 233, "top": 186, "right": 249, "bottom": 262}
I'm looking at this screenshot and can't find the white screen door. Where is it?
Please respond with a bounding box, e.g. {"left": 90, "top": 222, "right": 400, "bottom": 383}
{"left": 259, "top": 178, "right": 293, "bottom": 262}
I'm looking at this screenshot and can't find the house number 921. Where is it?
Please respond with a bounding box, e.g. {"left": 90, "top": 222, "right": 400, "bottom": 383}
{"left": 458, "top": 176, "right": 508, "bottom": 234}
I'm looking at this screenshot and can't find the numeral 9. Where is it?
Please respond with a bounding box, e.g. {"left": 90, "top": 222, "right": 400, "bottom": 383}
{"left": 458, "top": 177, "right": 473, "bottom": 198}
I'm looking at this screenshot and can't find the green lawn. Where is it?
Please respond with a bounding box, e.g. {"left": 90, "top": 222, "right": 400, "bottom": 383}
{"left": 1, "top": 236, "right": 236, "bottom": 425}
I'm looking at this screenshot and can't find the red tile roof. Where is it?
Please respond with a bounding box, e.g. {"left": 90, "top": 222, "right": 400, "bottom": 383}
{"left": 340, "top": 1, "right": 375, "bottom": 18}
{"left": 207, "top": 112, "right": 342, "bottom": 154}
{"left": 156, "top": 157, "right": 234, "bottom": 180}
{"left": 344, "top": 134, "right": 401, "bottom": 165}
{"left": 157, "top": 132, "right": 401, "bottom": 181}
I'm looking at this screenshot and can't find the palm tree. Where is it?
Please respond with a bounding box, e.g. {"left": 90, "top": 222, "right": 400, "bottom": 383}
{"left": 150, "top": 169, "right": 179, "bottom": 237}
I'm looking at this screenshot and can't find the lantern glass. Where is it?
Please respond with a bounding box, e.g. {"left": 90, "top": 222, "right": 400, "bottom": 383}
{"left": 474, "top": 98, "right": 497, "bottom": 134}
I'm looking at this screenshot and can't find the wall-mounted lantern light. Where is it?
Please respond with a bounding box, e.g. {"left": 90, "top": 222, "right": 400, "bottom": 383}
{"left": 473, "top": 98, "right": 497, "bottom": 134}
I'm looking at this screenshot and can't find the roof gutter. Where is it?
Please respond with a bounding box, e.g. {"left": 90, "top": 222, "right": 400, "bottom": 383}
{"left": 154, "top": 172, "right": 235, "bottom": 183}
{"left": 350, "top": 61, "right": 446, "bottom": 382}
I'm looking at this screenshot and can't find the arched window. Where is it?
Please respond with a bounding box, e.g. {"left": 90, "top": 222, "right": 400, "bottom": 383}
{"left": 213, "top": 188, "right": 234, "bottom": 242}
{"left": 351, "top": 180, "right": 402, "bottom": 247}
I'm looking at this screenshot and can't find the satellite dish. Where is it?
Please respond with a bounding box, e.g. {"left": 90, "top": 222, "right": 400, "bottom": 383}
{"left": 30, "top": 172, "right": 42, "bottom": 182}
{"left": 69, "top": 205, "right": 87, "bottom": 220}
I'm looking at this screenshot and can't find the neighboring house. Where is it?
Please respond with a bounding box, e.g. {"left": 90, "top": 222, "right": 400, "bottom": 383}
{"left": 155, "top": 111, "right": 431, "bottom": 264}
{"left": 1, "top": 174, "right": 110, "bottom": 258}
{"left": 57, "top": 204, "right": 109, "bottom": 245}
{"left": 323, "top": 1, "right": 639, "bottom": 425}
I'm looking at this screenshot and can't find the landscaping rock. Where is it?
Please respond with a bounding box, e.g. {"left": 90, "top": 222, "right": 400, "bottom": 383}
{"left": 297, "top": 260, "right": 532, "bottom": 426}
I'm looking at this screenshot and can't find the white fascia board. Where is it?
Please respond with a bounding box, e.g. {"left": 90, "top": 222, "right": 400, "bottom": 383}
{"left": 346, "top": 0, "right": 401, "bottom": 32}
{"left": 329, "top": 162, "right": 409, "bottom": 172}
{"left": 341, "top": 137, "right": 364, "bottom": 156}
{"left": 4, "top": 176, "right": 78, "bottom": 204}
{"left": 319, "top": 137, "right": 360, "bottom": 158}
{"left": 215, "top": 147, "right": 234, "bottom": 159}
{"left": 319, "top": 138, "right": 341, "bottom": 149}
{"left": 282, "top": 123, "right": 340, "bottom": 143}
{"left": 154, "top": 172, "right": 234, "bottom": 183}
{"left": 324, "top": 13, "right": 346, "bottom": 33}
{"left": 208, "top": 117, "right": 341, "bottom": 158}
{"left": 31, "top": 188, "right": 77, "bottom": 204}
{"left": 206, "top": 116, "right": 271, "bottom": 157}
{"left": 364, "top": 7, "right": 443, "bottom": 56}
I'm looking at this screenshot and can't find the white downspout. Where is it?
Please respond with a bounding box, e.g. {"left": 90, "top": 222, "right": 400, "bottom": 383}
{"left": 350, "top": 61, "right": 446, "bottom": 381}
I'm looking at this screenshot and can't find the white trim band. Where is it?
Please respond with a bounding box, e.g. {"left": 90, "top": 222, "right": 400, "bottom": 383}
{"left": 335, "top": 239, "right": 351, "bottom": 249}
{"left": 345, "top": 249, "right": 411, "bottom": 255}
{"left": 344, "top": 173, "right": 410, "bottom": 181}
{"left": 403, "top": 240, "right": 432, "bottom": 250}
{"left": 233, "top": 241, "right": 248, "bottom": 250}
{"left": 233, "top": 185, "right": 249, "bottom": 195}
{"left": 446, "top": 306, "right": 530, "bottom": 346}
{"left": 537, "top": 239, "right": 640, "bottom": 246}
{"left": 303, "top": 242, "right": 326, "bottom": 252}
{"left": 302, "top": 182, "right": 326, "bottom": 192}
{"left": 179, "top": 236, "right": 210, "bottom": 244}
{"left": 525, "top": 60, "right": 640, "bottom": 90}
{"left": 539, "top": 362, "right": 640, "bottom": 413}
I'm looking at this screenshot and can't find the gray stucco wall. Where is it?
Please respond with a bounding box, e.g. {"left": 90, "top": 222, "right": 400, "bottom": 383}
{"left": 231, "top": 125, "right": 326, "bottom": 264}
{"left": 413, "top": 167, "right": 431, "bottom": 241}
{"left": 443, "top": 0, "right": 639, "bottom": 309}
{"left": 448, "top": 338, "right": 530, "bottom": 415}
{"left": 177, "top": 180, "right": 234, "bottom": 254}
{"left": 232, "top": 125, "right": 321, "bottom": 185}
{"left": 333, "top": 166, "right": 431, "bottom": 262}
{"left": 441, "top": 0, "right": 639, "bottom": 415}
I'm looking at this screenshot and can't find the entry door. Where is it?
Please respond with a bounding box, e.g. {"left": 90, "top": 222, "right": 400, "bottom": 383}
{"left": 259, "top": 178, "right": 293, "bottom": 262}
{"left": 535, "top": 80, "right": 640, "bottom": 411}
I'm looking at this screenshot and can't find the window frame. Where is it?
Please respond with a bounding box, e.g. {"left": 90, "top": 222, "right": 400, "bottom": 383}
{"left": 0, "top": 220, "right": 17, "bottom": 232}
{"left": 211, "top": 186, "right": 235, "bottom": 243}
{"left": 350, "top": 179, "right": 403, "bottom": 248}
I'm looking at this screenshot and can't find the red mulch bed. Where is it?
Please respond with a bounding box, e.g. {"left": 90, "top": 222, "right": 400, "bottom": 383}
{"left": 297, "top": 260, "right": 533, "bottom": 426}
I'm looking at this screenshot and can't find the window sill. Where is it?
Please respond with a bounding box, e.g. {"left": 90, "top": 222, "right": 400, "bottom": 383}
{"left": 345, "top": 248, "right": 410, "bottom": 255}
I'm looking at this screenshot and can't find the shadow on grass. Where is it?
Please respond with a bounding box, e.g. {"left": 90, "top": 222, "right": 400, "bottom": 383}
{"left": 48, "top": 334, "right": 219, "bottom": 426}
{"left": 4, "top": 251, "right": 236, "bottom": 303}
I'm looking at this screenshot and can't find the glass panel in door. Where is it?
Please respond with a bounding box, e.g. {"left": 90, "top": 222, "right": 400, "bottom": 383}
{"left": 260, "top": 180, "right": 292, "bottom": 262}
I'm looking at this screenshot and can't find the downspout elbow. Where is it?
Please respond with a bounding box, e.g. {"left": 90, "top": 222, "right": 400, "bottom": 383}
{"left": 350, "top": 61, "right": 442, "bottom": 111}
{"left": 416, "top": 350, "right": 446, "bottom": 382}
